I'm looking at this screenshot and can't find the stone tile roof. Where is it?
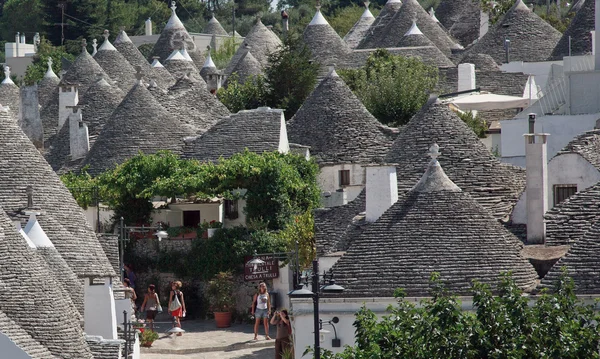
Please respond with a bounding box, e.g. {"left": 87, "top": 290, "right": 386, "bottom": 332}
{"left": 114, "top": 30, "right": 174, "bottom": 89}
{"left": 93, "top": 33, "right": 137, "bottom": 91}
{"left": 151, "top": 59, "right": 176, "bottom": 86}
{"left": 203, "top": 15, "right": 228, "bottom": 36}
{"left": 61, "top": 44, "right": 112, "bottom": 94}
{"left": 570, "top": 0, "right": 585, "bottom": 13}
{"left": 358, "top": 0, "right": 403, "bottom": 49}
{"left": 37, "top": 65, "right": 60, "bottom": 108}
{"left": 223, "top": 46, "right": 263, "bottom": 87}
{"left": 0, "top": 81, "right": 21, "bottom": 119}
{"left": 200, "top": 52, "right": 220, "bottom": 79}
{"left": 549, "top": 0, "right": 593, "bottom": 60}
{"left": 86, "top": 336, "right": 124, "bottom": 359}
{"left": 330, "top": 155, "right": 538, "bottom": 297}
{"left": 396, "top": 22, "right": 435, "bottom": 48}
{"left": 375, "top": 0, "right": 461, "bottom": 56}
{"left": 0, "top": 310, "right": 54, "bottom": 359}
{"left": 545, "top": 182, "right": 600, "bottom": 246}
{"left": 79, "top": 78, "right": 195, "bottom": 175}
{"left": 0, "top": 108, "right": 115, "bottom": 278}
{"left": 343, "top": 6, "right": 375, "bottom": 49}
{"left": 303, "top": 9, "right": 352, "bottom": 68}
{"left": 385, "top": 100, "right": 526, "bottom": 220}
{"left": 465, "top": 0, "right": 561, "bottom": 63}
{"left": 149, "top": 4, "right": 205, "bottom": 70}
{"left": 158, "top": 74, "right": 229, "bottom": 132}
{"left": 0, "top": 207, "right": 94, "bottom": 358}
{"left": 287, "top": 68, "right": 394, "bottom": 164}
{"left": 435, "top": 0, "right": 481, "bottom": 46}
{"left": 315, "top": 190, "right": 366, "bottom": 255}
{"left": 182, "top": 107, "right": 285, "bottom": 162}
{"left": 164, "top": 50, "right": 204, "bottom": 82}
{"left": 40, "top": 87, "right": 60, "bottom": 144}
{"left": 224, "top": 18, "right": 282, "bottom": 76}
{"left": 540, "top": 219, "right": 600, "bottom": 294}
{"left": 98, "top": 234, "right": 120, "bottom": 276}
{"left": 44, "top": 77, "right": 124, "bottom": 172}
{"left": 554, "top": 129, "right": 600, "bottom": 170}
{"left": 344, "top": 46, "right": 455, "bottom": 69}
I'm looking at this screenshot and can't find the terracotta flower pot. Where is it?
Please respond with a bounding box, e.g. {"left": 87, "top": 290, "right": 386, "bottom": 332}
{"left": 214, "top": 311, "right": 232, "bottom": 328}
{"left": 141, "top": 341, "right": 153, "bottom": 347}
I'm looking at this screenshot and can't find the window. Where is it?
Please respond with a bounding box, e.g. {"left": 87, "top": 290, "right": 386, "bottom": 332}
{"left": 339, "top": 170, "right": 350, "bottom": 186}
{"left": 225, "top": 199, "right": 239, "bottom": 219}
{"left": 553, "top": 184, "right": 578, "bottom": 206}
{"left": 183, "top": 210, "right": 200, "bottom": 227}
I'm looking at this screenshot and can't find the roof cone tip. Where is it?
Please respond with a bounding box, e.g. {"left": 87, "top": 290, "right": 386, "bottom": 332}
{"left": 309, "top": 8, "right": 329, "bottom": 25}
{"left": 410, "top": 144, "right": 461, "bottom": 193}
{"left": 2, "top": 65, "right": 14, "bottom": 84}
{"left": 44, "top": 57, "right": 58, "bottom": 78}
{"left": 405, "top": 21, "right": 423, "bottom": 36}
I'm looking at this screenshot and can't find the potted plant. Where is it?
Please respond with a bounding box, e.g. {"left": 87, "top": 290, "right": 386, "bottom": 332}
{"left": 140, "top": 330, "right": 159, "bottom": 347}
{"left": 207, "top": 271, "right": 236, "bottom": 328}
{"left": 132, "top": 318, "right": 146, "bottom": 334}
{"left": 201, "top": 220, "right": 223, "bottom": 238}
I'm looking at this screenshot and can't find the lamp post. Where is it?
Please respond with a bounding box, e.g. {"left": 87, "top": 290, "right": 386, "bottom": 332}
{"left": 288, "top": 260, "right": 344, "bottom": 359}
{"left": 118, "top": 217, "right": 168, "bottom": 282}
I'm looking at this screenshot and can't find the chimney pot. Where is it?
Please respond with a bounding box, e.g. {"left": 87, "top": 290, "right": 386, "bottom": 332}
{"left": 26, "top": 186, "right": 33, "bottom": 208}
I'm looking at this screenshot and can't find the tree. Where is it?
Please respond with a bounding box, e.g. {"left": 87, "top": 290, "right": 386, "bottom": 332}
{"left": 338, "top": 49, "right": 438, "bottom": 127}
{"left": 319, "top": 270, "right": 600, "bottom": 359}
{"left": 217, "top": 74, "right": 269, "bottom": 113}
{"left": 328, "top": 4, "right": 380, "bottom": 37}
{"left": 23, "top": 38, "right": 74, "bottom": 85}
{"left": 456, "top": 110, "right": 487, "bottom": 138}
{"left": 0, "top": 0, "right": 44, "bottom": 42}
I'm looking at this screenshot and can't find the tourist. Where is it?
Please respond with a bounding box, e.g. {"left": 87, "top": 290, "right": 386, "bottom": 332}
{"left": 124, "top": 263, "right": 136, "bottom": 289}
{"left": 123, "top": 278, "right": 137, "bottom": 310}
{"left": 168, "top": 281, "right": 186, "bottom": 336}
{"left": 140, "top": 284, "right": 161, "bottom": 331}
{"left": 251, "top": 282, "right": 272, "bottom": 340}
{"left": 271, "top": 309, "right": 292, "bottom": 359}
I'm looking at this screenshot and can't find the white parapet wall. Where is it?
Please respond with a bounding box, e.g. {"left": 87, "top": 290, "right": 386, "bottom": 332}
{"left": 84, "top": 277, "right": 118, "bottom": 340}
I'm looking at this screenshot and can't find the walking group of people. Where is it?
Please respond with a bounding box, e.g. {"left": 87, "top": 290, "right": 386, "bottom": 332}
{"left": 252, "top": 282, "right": 293, "bottom": 359}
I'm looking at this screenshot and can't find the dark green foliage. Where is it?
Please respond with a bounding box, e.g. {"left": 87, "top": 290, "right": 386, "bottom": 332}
{"left": 23, "top": 38, "right": 75, "bottom": 85}
{"left": 319, "top": 270, "right": 600, "bottom": 359}
{"left": 339, "top": 49, "right": 439, "bottom": 127}
{"left": 0, "top": 0, "right": 43, "bottom": 42}
{"left": 456, "top": 111, "right": 487, "bottom": 138}
{"left": 137, "top": 43, "right": 154, "bottom": 60}
{"left": 217, "top": 74, "right": 269, "bottom": 113}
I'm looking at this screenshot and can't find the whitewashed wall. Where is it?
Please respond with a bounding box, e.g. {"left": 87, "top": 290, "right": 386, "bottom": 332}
{"left": 500, "top": 60, "right": 562, "bottom": 90}
{"left": 84, "top": 277, "right": 117, "bottom": 340}
{"left": 153, "top": 203, "right": 223, "bottom": 227}
{"left": 318, "top": 164, "right": 365, "bottom": 204}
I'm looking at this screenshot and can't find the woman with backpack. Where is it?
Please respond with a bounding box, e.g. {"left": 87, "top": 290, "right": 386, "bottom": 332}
{"left": 168, "top": 281, "right": 186, "bottom": 336}
{"left": 271, "top": 309, "right": 293, "bottom": 359}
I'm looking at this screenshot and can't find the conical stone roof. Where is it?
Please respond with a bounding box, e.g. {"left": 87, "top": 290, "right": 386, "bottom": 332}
{"left": 397, "top": 21, "right": 436, "bottom": 47}
{"left": 159, "top": 74, "right": 229, "bottom": 132}
{"left": 540, "top": 219, "right": 600, "bottom": 294}
{"left": 224, "top": 47, "right": 263, "bottom": 87}
{"left": 550, "top": 0, "right": 594, "bottom": 59}
{"left": 203, "top": 15, "right": 228, "bottom": 36}
{"left": 385, "top": 100, "right": 525, "bottom": 221}
{"left": 570, "top": 0, "right": 585, "bottom": 13}
{"left": 148, "top": 2, "right": 205, "bottom": 70}
{"left": 545, "top": 182, "right": 600, "bottom": 246}
{"left": 343, "top": 4, "right": 375, "bottom": 49}
{"left": 114, "top": 30, "right": 173, "bottom": 89}
{"left": 460, "top": 53, "right": 501, "bottom": 71}
{"left": 224, "top": 18, "right": 282, "bottom": 76}
{"left": 44, "top": 76, "right": 125, "bottom": 172}
{"left": 61, "top": 41, "right": 112, "bottom": 94}
{"left": 0, "top": 309, "right": 54, "bottom": 359}
{"left": 358, "top": 0, "right": 403, "bottom": 49}
{"left": 435, "top": 0, "right": 481, "bottom": 46}
{"left": 200, "top": 52, "right": 219, "bottom": 79}
{"left": 331, "top": 151, "right": 538, "bottom": 297}
{"left": 303, "top": 9, "right": 352, "bottom": 69}
{"left": 40, "top": 88, "right": 60, "bottom": 144}
{"left": 287, "top": 68, "right": 393, "bottom": 163}
{"left": 376, "top": 0, "right": 461, "bottom": 55}
{"left": 37, "top": 58, "right": 60, "bottom": 108}
{"left": 0, "top": 80, "right": 20, "bottom": 119}
{"left": 0, "top": 206, "right": 93, "bottom": 358}
{"left": 94, "top": 32, "right": 137, "bottom": 91}
{"left": 466, "top": 0, "right": 561, "bottom": 63}
{"left": 0, "top": 108, "right": 115, "bottom": 278}
{"left": 151, "top": 59, "right": 176, "bottom": 87}
{"left": 80, "top": 76, "right": 195, "bottom": 176}
{"left": 164, "top": 49, "right": 204, "bottom": 82}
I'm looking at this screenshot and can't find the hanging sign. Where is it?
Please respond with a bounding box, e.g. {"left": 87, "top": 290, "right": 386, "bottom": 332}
{"left": 244, "top": 255, "right": 279, "bottom": 281}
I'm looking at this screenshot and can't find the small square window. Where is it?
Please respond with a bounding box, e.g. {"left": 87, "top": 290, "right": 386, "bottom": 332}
{"left": 553, "top": 184, "right": 577, "bottom": 206}
{"left": 339, "top": 170, "right": 350, "bottom": 186}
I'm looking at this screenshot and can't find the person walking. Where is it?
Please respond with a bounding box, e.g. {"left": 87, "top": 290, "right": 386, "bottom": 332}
{"left": 271, "top": 309, "right": 293, "bottom": 359}
{"left": 123, "top": 278, "right": 137, "bottom": 311}
{"left": 140, "top": 284, "right": 161, "bottom": 331}
{"left": 168, "top": 281, "right": 186, "bottom": 336}
{"left": 251, "top": 282, "right": 271, "bottom": 340}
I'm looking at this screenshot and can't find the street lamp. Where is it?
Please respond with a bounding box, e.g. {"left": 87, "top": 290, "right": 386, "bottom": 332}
{"left": 118, "top": 217, "right": 168, "bottom": 282}
{"left": 288, "top": 260, "right": 344, "bottom": 359}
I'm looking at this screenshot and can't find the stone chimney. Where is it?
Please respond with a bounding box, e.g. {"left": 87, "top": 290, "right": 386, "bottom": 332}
{"left": 458, "top": 63, "right": 476, "bottom": 92}
{"left": 596, "top": 0, "right": 600, "bottom": 70}
{"left": 58, "top": 83, "right": 79, "bottom": 128}
{"left": 67, "top": 106, "right": 89, "bottom": 160}
{"left": 145, "top": 18, "right": 153, "bottom": 36}
{"left": 19, "top": 85, "right": 43, "bottom": 149}
{"left": 480, "top": 10, "right": 489, "bottom": 39}
{"left": 524, "top": 113, "right": 549, "bottom": 244}
{"left": 365, "top": 164, "right": 399, "bottom": 222}
{"left": 26, "top": 185, "right": 33, "bottom": 208}
{"left": 20, "top": 33, "right": 25, "bottom": 44}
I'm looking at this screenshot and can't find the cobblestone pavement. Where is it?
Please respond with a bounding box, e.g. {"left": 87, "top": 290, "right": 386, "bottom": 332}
{"left": 140, "top": 314, "right": 277, "bottom": 358}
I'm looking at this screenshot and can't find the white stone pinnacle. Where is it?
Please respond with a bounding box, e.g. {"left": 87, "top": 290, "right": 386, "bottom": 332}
{"left": 309, "top": 9, "right": 329, "bottom": 26}
{"left": 44, "top": 57, "right": 58, "bottom": 78}
{"left": 165, "top": 1, "right": 185, "bottom": 30}
{"left": 151, "top": 58, "right": 164, "bottom": 68}
{"left": 405, "top": 21, "right": 423, "bottom": 36}
{"left": 203, "top": 52, "right": 216, "bottom": 69}
{"left": 2, "top": 66, "right": 14, "bottom": 85}
{"left": 114, "top": 30, "right": 132, "bottom": 44}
